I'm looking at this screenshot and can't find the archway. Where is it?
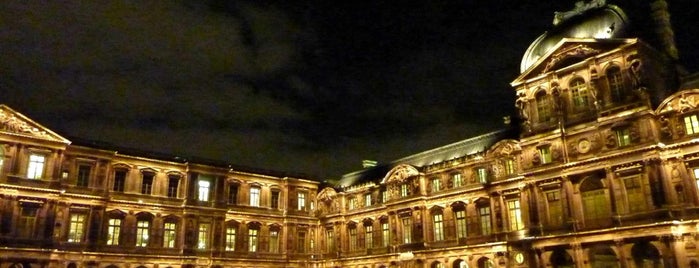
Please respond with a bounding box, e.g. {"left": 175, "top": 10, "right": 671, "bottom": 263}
{"left": 453, "top": 259, "right": 468, "bottom": 268}
{"left": 476, "top": 257, "right": 493, "bottom": 268}
{"left": 589, "top": 245, "right": 619, "bottom": 268}
{"left": 631, "top": 242, "right": 662, "bottom": 267}
{"left": 550, "top": 248, "right": 574, "bottom": 268}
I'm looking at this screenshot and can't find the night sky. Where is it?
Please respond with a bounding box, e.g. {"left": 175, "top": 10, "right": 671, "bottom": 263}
{"left": 2, "top": 1, "right": 698, "bottom": 179}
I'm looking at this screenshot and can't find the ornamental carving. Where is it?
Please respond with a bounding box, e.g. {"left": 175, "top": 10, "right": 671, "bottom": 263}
{"left": 543, "top": 45, "right": 601, "bottom": 73}
{"left": 0, "top": 109, "right": 52, "bottom": 139}
{"left": 382, "top": 164, "right": 419, "bottom": 184}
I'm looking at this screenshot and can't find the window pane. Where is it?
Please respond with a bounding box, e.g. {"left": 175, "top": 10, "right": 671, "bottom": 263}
{"left": 136, "top": 220, "right": 150, "bottom": 247}
{"left": 163, "top": 222, "right": 177, "bottom": 248}
{"left": 198, "top": 180, "right": 210, "bottom": 202}
{"left": 68, "top": 214, "right": 86, "bottom": 242}
{"left": 107, "top": 218, "right": 121, "bottom": 245}
{"left": 250, "top": 187, "right": 260, "bottom": 207}
{"left": 27, "top": 154, "right": 45, "bottom": 179}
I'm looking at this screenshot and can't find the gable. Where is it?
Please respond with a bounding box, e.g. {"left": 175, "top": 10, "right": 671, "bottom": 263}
{"left": 0, "top": 104, "right": 71, "bottom": 144}
{"left": 512, "top": 38, "right": 637, "bottom": 86}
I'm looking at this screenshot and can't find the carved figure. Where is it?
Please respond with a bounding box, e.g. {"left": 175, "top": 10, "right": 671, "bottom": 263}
{"left": 553, "top": 0, "right": 606, "bottom": 26}
{"left": 629, "top": 59, "right": 643, "bottom": 88}
{"left": 679, "top": 94, "right": 696, "bottom": 113}
{"left": 515, "top": 92, "right": 529, "bottom": 121}
{"left": 659, "top": 116, "right": 672, "bottom": 138}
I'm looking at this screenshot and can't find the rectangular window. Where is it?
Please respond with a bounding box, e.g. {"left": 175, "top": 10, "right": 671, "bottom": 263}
{"left": 271, "top": 191, "right": 280, "bottom": 209}
{"left": 113, "top": 170, "right": 126, "bottom": 192}
{"left": 349, "top": 198, "right": 356, "bottom": 210}
{"left": 18, "top": 207, "right": 37, "bottom": 238}
{"left": 507, "top": 199, "right": 523, "bottom": 231}
{"left": 452, "top": 173, "right": 463, "bottom": 187}
{"left": 616, "top": 128, "right": 631, "bottom": 147}
{"left": 349, "top": 228, "right": 357, "bottom": 251}
{"left": 27, "top": 154, "right": 45, "bottom": 179}
{"left": 228, "top": 185, "right": 238, "bottom": 204}
{"left": 365, "top": 225, "right": 373, "bottom": 249}
{"left": 326, "top": 230, "right": 334, "bottom": 252}
{"left": 107, "top": 218, "right": 121, "bottom": 245}
{"left": 68, "top": 213, "right": 86, "bottom": 242}
{"left": 381, "top": 190, "right": 388, "bottom": 203}
{"left": 400, "top": 184, "right": 410, "bottom": 197}
{"left": 298, "top": 231, "right": 306, "bottom": 253}
{"left": 477, "top": 168, "right": 488, "bottom": 184}
{"left": 136, "top": 220, "right": 150, "bottom": 247}
{"left": 298, "top": 192, "right": 306, "bottom": 210}
{"left": 539, "top": 147, "right": 552, "bottom": 164}
{"left": 77, "top": 165, "right": 91, "bottom": 187}
{"left": 163, "top": 222, "right": 176, "bottom": 248}
{"left": 546, "top": 190, "right": 563, "bottom": 226}
{"left": 433, "top": 214, "right": 444, "bottom": 241}
{"left": 248, "top": 229, "right": 258, "bottom": 252}
{"left": 225, "top": 227, "right": 236, "bottom": 251}
{"left": 455, "top": 210, "right": 467, "bottom": 239}
{"left": 198, "top": 223, "right": 210, "bottom": 249}
{"left": 624, "top": 176, "right": 646, "bottom": 213}
{"left": 365, "top": 194, "right": 372, "bottom": 207}
{"left": 505, "top": 159, "right": 516, "bottom": 175}
{"left": 167, "top": 175, "right": 179, "bottom": 198}
{"left": 401, "top": 217, "right": 412, "bottom": 244}
{"left": 686, "top": 115, "right": 699, "bottom": 135}
{"left": 198, "top": 180, "right": 210, "bottom": 202}
{"left": 250, "top": 187, "right": 260, "bottom": 207}
{"left": 381, "top": 222, "right": 390, "bottom": 247}
{"left": 479, "top": 206, "right": 492, "bottom": 235}
{"left": 431, "top": 178, "right": 441, "bottom": 193}
{"left": 270, "top": 230, "right": 279, "bottom": 253}
{"left": 141, "top": 172, "right": 154, "bottom": 195}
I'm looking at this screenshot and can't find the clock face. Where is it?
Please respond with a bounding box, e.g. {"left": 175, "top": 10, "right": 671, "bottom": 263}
{"left": 515, "top": 252, "right": 525, "bottom": 264}
{"left": 577, "top": 139, "right": 591, "bottom": 153}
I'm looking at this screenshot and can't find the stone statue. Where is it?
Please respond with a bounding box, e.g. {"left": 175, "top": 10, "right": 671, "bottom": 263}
{"left": 553, "top": 0, "right": 607, "bottom": 26}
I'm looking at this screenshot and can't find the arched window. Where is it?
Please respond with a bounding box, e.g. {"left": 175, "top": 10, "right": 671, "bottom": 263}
{"left": 570, "top": 77, "right": 589, "bottom": 111}
{"left": 580, "top": 177, "right": 610, "bottom": 228}
{"left": 431, "top": 209, "right": 444, "bottom": 241}
{"left": 606, "top": 65, "right": 625, "bottom": 103}
{"left": 536, "top": 91, "right": 553, "bottom": 123}
{"left": 453, "top": 259, "right": 468, "bottom": 268}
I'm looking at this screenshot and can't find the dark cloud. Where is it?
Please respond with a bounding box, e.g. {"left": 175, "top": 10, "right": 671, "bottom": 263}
{"left": 1, "top": 1, "right": 697, "bottom": 179}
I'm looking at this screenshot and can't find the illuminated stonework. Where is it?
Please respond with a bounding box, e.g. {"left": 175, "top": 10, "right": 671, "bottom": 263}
{"left": 1, "top": 1, "right": 697, "bottom": 268}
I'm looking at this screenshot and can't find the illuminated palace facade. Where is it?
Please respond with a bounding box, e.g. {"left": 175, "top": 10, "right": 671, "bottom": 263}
{"left": 2, "top": 1, "right": 699, "bottom": 268}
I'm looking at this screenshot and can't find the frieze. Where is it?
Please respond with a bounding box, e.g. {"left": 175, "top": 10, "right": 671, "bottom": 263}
{"left": 0, "top": 109, "right": 53, "bottom": 139}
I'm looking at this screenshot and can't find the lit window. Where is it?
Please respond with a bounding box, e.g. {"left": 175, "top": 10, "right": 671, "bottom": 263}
{"left": 298, "top": 192, "right": 306, "bottom": 210}
{"left": 270, "top": 230, "right": 279, "bottom": 253}
{"left": 68, "top": 213, "right": 86, "bottom": 242}
{"left": 570, "top": 77, "right": 589, "bottom": 111}
{"left": 326, "top": 230, "right": 334, "bottom": 252}
{"left": 505, "top": 159, "right": 516, "bottom": 175}
{"left": 365, "top": 194, "right": 372, "bottom": 207}
{"left": 136, "top": 220, "right": 150, "bottom": 247}
{"left": 141, "top": 172, "right": 154, "bottom": 195}
{"left": 167, "top": 175, "right": 179, "bottom": 198}
{"left": 381, "top": 190, "right": 388, "bottom": 203}
{"left": 616, "top": 128, "right": 631, "bottom": 147}
{"left": 228, "top": 185, "right": 238, "bottom": 204}
{"left": 433, "top": 213, "right": 444, "bottom": 241}
{"left": 694, "top": 168, "right": 699, "bottom": 190}
{"left": 198, "top": 223, "right": 210, "bottom": 249}
{"left": 248, "top": 228, "right": 258, "bottom": 252}
{"left": 381, "top": 222, "right": 390, "bottom": 247}
{"left": 400, "top": 184, "right": 410, "bottom": 197}
{"left": 271, "top": 191, "right": 280, "bottom": 209}
{"left": 685, "top": 115, "right": 699, "bottom": 135}
{"left": 401, "top": 217, "right": 412, "bottom": 244}
{"left": 431, "top": 178, "right": 441, "bottom": 193}
{"left": 27, "top": 154, "right": 45, "bottom": 179}
{"left": 452, "top": 173, "right": 463, "bottom": 187}
{"left": 539, "top": 146, "right": 552, "bottom": 164}
{"left": 298, "top": 231, "right": 306, "bottom": 253}
{"left": 113, "top": 170, "right": 126, "bottom": 192}
{"left": 349, "top": 227, "right": 357, "bottom": 251}
{"left": 477, "top": 168, "right": 488, "bottom": 184}
{"left": 198, "top": 180, "right": 210, "bottom": 202}
{"left": 507, "top": 199, "right": 523, "bottom": 231}
{"left": 250, "top": 187, "right": 260, "bottom": 207}
{"left": 77, "top": 165, "right": 91, "bottom": 187}
{"left": 225, "top": 227, "right": 236, "bottom": 251}
{"left": 479, "top": 206, "right": 492, "bottom": 235}
{"left": 107, "top": 218, "right": 121, "bottom": 245}
{"left": 365, "top": 225, "right": 373, "bottom": 249}
{"left": 163, "top": 222, "right": 176, "bottom": 248}
{"left": 455, "top": 210, "right": 467, "bottom": 239}
{"left": 18, "top": 207, "right": 37, "bottom": 237}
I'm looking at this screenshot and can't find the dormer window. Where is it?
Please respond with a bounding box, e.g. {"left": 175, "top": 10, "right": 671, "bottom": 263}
{"left": 477, "top": 168, "right": 488, "bottom": 184}
{"left": 616, "top": 128, "right": 632, "bottom": 147}
{"left": 539, "top": 146, "right": 552, "bottom": 164}
{"left": 684, "top": 114, "right": 699, "bottom": 135}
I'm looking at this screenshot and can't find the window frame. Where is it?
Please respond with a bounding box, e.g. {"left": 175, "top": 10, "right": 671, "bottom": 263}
{"left": 163, "top": 221, "right": 177, "bottom": 248}
{"left": 27, "top": 153, "right": 46, "bottom": 179}
{"left": 685, "top": 114, "right": 699, "bottom": 135}
{"left": 249, "top": 186, "right": 261, "bottom": 207}
{"left": 67, "top": 212, "right": 87, "bottom": 243}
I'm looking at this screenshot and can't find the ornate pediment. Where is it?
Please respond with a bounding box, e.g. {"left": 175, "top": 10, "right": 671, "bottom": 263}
{"left": 381, "top": 164, "right": 419, "bottom": 184}
{"left": 657, "top": 89, "right": 699, "bottom": 114}
{"left": 0, "top": 105, "right": 70, "bottom": 144}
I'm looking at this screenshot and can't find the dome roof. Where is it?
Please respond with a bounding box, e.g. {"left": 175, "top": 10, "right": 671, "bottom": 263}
{"left": 520, "top": 4, "right": 629, "bottom": 73}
